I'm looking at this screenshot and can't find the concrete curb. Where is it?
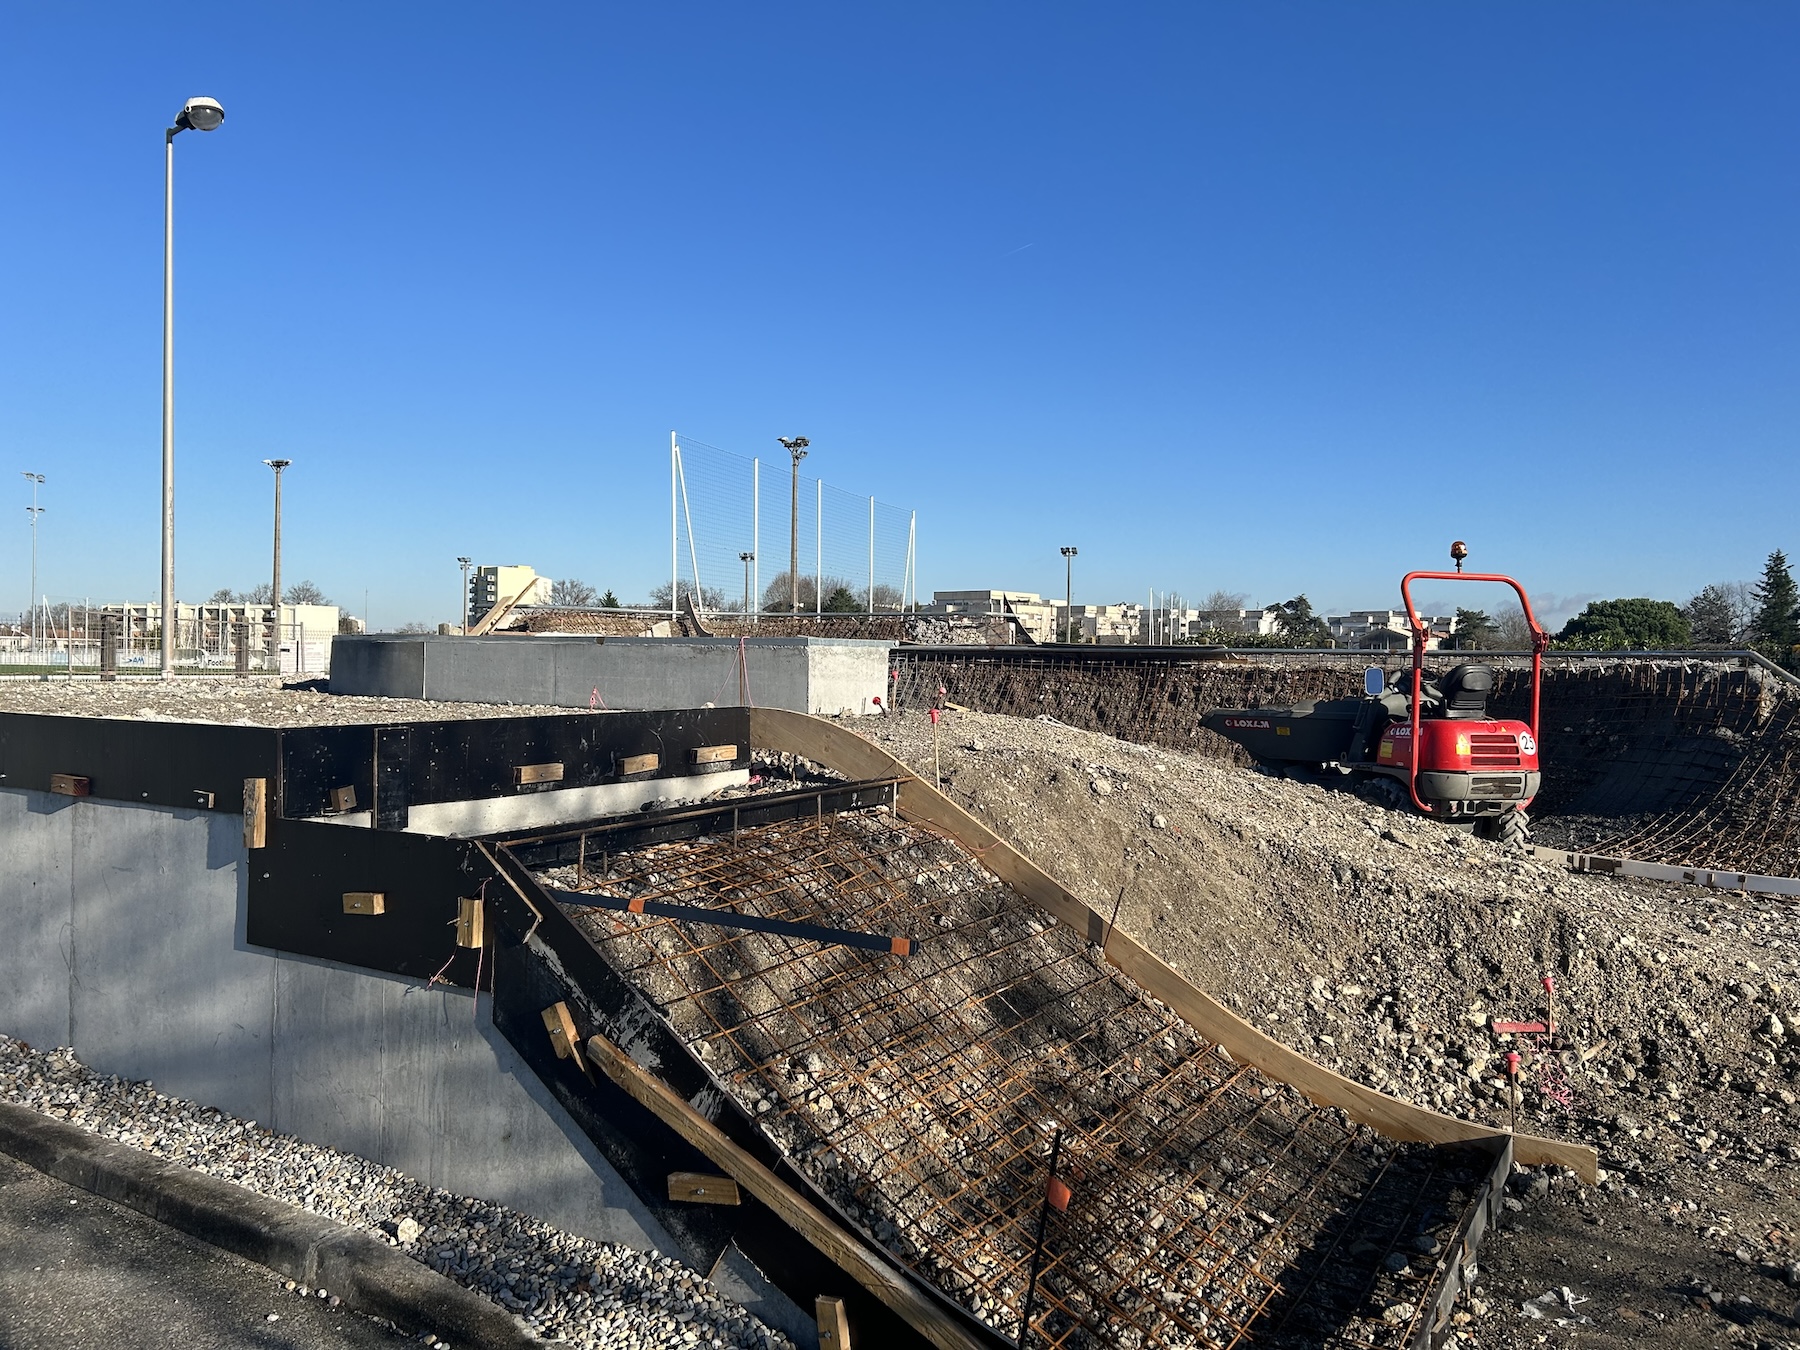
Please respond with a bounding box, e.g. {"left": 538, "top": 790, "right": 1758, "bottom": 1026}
{"left": 0, "top": 1100, "right": 539, "bottom": 1348}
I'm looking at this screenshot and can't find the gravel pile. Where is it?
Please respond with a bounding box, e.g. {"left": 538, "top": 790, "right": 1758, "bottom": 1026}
{"left": 0, "top": 676, "right": 583, "bottom": 726}
{"left": 851, "top": 708, "right": 1800, "bottom": 1347}
{"left": 0, "top": 1036, "right": 793, "bottom": 1350}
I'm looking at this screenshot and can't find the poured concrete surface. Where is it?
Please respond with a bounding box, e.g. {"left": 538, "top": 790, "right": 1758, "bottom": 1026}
{"left": 0, "top": 1152, "right": 413, "bottom": 1350}
{"left": 331, "top": 634, "right": 890, "bottom": 716}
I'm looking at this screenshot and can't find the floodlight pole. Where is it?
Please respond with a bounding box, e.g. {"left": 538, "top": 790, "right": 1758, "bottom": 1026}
{"left": 161, "top": 97, "right": 225, "bottom": 677}
{"left": 22, "top": 473, "right": 44, "bottom": 655}
{"left": 263, "top": 459, "right": 290, "bottom": 610}
{"left": 779, "top": 437, "right": 809, "bottom": 612}
{"left": 1061, "top": 546, "right": 1078, "bottom": 643}
{"left": 457, "top": 557, "right": 473, "bottom": 634}
{"left": 739, "top": 552, "right": 755, "bottom": 617}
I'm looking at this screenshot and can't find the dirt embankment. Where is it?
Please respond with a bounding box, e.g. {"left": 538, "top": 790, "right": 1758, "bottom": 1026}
{"left": 855, "top": 708, "right": 1800, "bottom": 1349}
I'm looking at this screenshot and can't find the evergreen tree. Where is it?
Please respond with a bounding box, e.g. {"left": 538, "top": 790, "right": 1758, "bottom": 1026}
{"left": 1271, "top": 595, "right": 1330, "bottom": 646}
{"left": 1751, "top": 549, "right": 1800, "bottom": 665}
{"left": 1556, "top": 598, "right": 1691, "bottom": 649}
{"left": 598, "top": 589, "right": 620, "bottom": 609}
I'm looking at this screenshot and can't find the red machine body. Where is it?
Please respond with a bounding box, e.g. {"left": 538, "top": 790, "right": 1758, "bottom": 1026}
{"left": 1398, "top": 570, "right": 1547, "bottom": 817}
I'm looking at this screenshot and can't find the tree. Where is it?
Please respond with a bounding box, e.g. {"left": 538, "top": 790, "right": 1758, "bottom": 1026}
{"left": 1555, "top": 598, "right": 1692, "bottom": 649}
{"left": 648, "top": 580, "right": 728, "bottom": 611}
{"left": 1493, "top": 607, "right": 1537, "bottom": 650}
{"left": 1201, "top": 589, "right": 1250, "bottom": 614}
{"left": 598, "top": 589, "right": 620, "bottom": 609}
{"left": 1751, "top": 549, "right": 1800, "bottom": 665}
{"left": 1451, "top": 608, "right": 1499, "bottom": 650}
{"left": 871, "top": 583, "right": 904, "bottom": 611}
{"left": 285, "top": 580, "right": 329, "bottom": 605}
{"left": 822, "top": 586, "right": 861, "bottom": 613}
{"left": 550, "top": 578, "right": 598, "bottom": 607}
{"left": 1270, "top": 595, "right": 1330, "bottom": 646}
{"left": 1684, "top": 583, "right": 1751, "bottom": 645}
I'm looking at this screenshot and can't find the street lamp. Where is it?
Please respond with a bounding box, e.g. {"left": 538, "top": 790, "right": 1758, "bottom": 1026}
{"left": 22, "top": 473, "right": 44, "bottom": 655}
{"left": 1061, "top": 546, "right": 1078, "bottom": 643}
{"left": 739, "top": 552, "right": 755, "bottom": 616}
{"left": 778, "top": 437, "right": 809, "bottom": 613}
{"left": 457, "top": 558, "right": 473, "bottom": 634}
{"left": 162, "top": 96, "right": 226, "bottom": 677}
{"left": 262, "top": 460, "right": 290, "bottom": 609}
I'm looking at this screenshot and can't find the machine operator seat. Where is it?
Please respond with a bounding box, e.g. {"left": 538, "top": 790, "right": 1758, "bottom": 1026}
{"left": 1418, "top": 662, "right": 1497, "bottom": 720}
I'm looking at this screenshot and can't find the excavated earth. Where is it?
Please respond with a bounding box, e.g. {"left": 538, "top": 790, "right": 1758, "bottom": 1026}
{"left": 851, "top": 708, "right": 1800, "bottom": 1350}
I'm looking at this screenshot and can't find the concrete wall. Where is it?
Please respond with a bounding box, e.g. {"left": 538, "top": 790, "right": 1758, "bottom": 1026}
{"left": 0, "top": 787, "right": 806, "bottom": 1337}
{"left": 331, "top": 635, "right": 890, "bottom": 717}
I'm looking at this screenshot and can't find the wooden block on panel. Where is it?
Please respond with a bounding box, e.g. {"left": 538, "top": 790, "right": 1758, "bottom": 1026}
{"left": 49, "top": 774, "right": 91, "bottom": 798}
{"left": 690, "top": 744, "right": 738, "bottom": 765}
{"left": 667, "top": 1172, "right": 741, "bottom": 1206}
{"left": 541, "top": 1001, "right": 581, "bottom": 1062}
{"left": 342, "top": 891, "right": 385, "bottom": 915}
{"left": 816, "top": 1296, "right": 852, "bottom": 1349}
{"left": 243, "top": 778, "right": 269, "bottom": 849}
{"left": 329, "top": 785, "right": 358, "bottom": 812}
{"left": 513, "top": 761, "right": 565, "bottom": 787}
{"left": 618, "top": 752, "right": 659, "bottom": 776}
{"left": 455, "top": 897, "right": 485, "bottom": 949}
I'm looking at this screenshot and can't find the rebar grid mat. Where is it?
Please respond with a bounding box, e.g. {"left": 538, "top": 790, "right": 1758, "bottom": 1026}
{"left": 892, "top": 650, "right": 1800, "bottom": 881}
{"left": 542, "top": 814, "right": 1479, "bottom": 1348}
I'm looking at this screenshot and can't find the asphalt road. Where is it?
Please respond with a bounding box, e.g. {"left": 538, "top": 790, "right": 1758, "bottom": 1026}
{"left": 0, "top": 1153, "right": 421, "bottom": 1349}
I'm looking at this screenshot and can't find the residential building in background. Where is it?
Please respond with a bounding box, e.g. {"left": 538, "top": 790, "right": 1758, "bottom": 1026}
{"left": 470, "top": 565, "right": 554, "bottom": 628}
{"left": 1326, "top": 609, "right": 1458, "bottom": 650}
{"left": 1054, "top": 602, "right": 1142, "bottom": 644}
{"left": 921, "top": 590, "right": 1059, "bottom": 643}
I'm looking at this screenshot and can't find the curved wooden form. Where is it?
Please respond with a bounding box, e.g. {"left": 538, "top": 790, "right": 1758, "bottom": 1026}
{"left": 749, "top": 707, "right": 1597, "bottom": 1181}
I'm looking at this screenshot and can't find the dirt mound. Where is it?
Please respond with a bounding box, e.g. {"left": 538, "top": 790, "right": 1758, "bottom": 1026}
{"left": 853, "top": 708, "right": 1800, "bottom": 1348}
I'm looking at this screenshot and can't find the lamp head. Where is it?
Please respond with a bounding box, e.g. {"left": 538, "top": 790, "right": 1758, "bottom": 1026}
{"left": 777, "top": 436, "right": 810, "bottom": 462}
{"left": 457, "top": 556, "right": 472, "bottom": 566}
{"left": 173, "top": 97, "right": 225, "bottom": 133}
{"left": 1061, "top": 546, "right": 1077, "bottom": 558}
{"left": 263, "top": 458, "right": 291, "bottom": 471}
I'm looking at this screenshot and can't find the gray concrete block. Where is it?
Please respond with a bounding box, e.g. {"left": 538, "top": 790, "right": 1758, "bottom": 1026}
{"left": 68, "top": 800, "right": 274, "bottom": 1124}
{"left": 0, "top": 790, "right": 76, "bottom": 1051}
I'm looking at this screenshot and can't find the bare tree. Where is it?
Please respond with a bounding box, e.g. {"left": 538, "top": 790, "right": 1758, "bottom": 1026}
{"left": 1201, "top": 588, "right": 1250, "bottom": 613}
{"left": 649, "top": 580, "right": 728, "bottom": 611}
{"left": 285, "top": 580, "right": 329, "bottom": 605}
{"left": 550, "top": 578, "right": 599, "bottom": 607}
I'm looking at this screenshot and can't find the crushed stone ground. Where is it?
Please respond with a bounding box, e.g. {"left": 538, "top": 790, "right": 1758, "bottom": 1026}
{"left": 0, "top": 1037, "right": 792, "bottom": 1350}
{"left": 853, "top": 708, "right": 1800, "bottom": 1349}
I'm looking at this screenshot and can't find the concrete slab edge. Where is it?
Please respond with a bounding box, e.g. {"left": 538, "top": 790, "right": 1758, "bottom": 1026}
{"left": 0, "top": 1099, "right": 539, "bottom": 1348}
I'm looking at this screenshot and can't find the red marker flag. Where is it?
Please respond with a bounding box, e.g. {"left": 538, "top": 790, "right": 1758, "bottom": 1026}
{"left": 1046, "top": 1176, "right": 1072, "bottom": 1213}
{"left": 929, "top": 708, "right": 940, "bottom": 725}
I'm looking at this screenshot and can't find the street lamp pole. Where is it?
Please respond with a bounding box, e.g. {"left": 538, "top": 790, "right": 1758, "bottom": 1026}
{"left": 778, "top": 438, "right": 809, "bottom": 613}
{"left": 1061, "top": 546, "right": 1078, "bottom": 643}
{"left": 22, "top": 473, "right": 44, "bottom": 655}
{"left": 739, "top": 552, "right": 755, "bottom": 616}
{"left": 457, "top": 558, "right": 473, "bottom": 634}
{"left": 161, "top": 96, "right": 225, "bottom": 678}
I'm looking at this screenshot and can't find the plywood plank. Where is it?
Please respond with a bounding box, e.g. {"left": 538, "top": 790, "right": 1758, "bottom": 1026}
{"left": 667, "top": 1171, "right": 741, "bottom": 1206}
{"left": 242, "top": 777, "right": 268, "bottom": 850}
{"left": 584, "top": 1032, "right": 988, "bottom": 1350}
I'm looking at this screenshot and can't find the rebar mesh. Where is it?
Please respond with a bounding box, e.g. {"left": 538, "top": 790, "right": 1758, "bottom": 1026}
{"left": 542, "top": 814, "right": 1480, "bottom": 1348}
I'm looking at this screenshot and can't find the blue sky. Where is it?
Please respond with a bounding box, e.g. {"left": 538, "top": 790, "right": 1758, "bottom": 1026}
{"left": 3, "top": 3, "right": 1796, "bottom": 629}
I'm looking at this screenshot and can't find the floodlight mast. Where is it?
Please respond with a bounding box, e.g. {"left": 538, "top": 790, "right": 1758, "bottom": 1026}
{"left": 23, "top": 473, "right": 44, "bottom": 654}
{"left": 457, "top": 557, "right": 473, "bottom": 634}
{"left": 263, "top": 459, "right": 290, "bottom": 610}
{"left": 779, "top": 437, "right": 809, "bottom": 614}
{"left": 161, "top": 96, "right": 225, "bottom": 677}
{"left": 1061, "top": 546, "right": 1078, "bottom": 643}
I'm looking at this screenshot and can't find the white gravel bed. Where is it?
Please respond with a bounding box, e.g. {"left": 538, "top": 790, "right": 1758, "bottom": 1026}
{"left": 0, "top": 676, "right": 585, "bottom": 726}
{"left": 0, "top": 1035, "right": 793, "bottom": 1350}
